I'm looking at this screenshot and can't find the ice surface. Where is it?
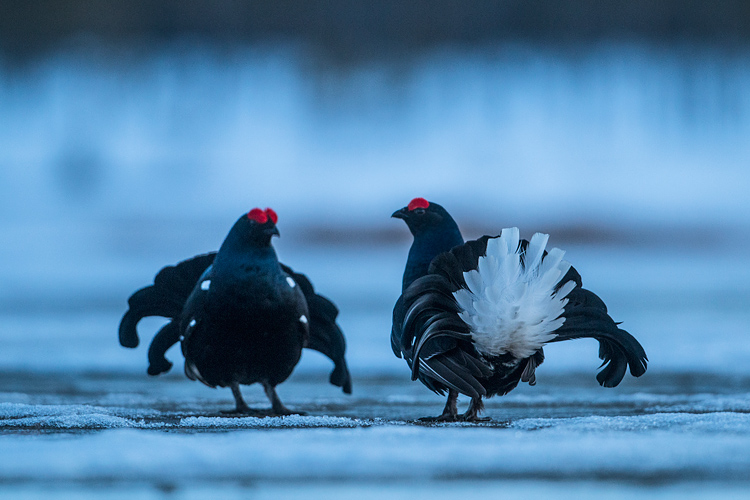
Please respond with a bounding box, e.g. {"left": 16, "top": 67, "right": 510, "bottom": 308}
{"left": 0, "top": 403, "right": 368, "bottom": 429}
{"left": 2, "top": 412, "right": 750, "bottom": 485}
{"left": 0, "top": 403, "right": 143, "bottom": 429}
{"left": 178, "top": 415, "right": 367, "bottom": 428}
{"left": 2, "top": 372, "right": 749, "bottom": 499}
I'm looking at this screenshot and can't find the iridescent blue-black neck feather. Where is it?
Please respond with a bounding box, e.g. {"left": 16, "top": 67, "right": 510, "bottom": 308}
{"left": 392, "top": 201, "right": 464, "bottom": 291}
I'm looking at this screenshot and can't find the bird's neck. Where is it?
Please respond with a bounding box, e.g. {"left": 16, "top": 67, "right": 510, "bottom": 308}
{"left": 402, "top": 226, "right": 463, "bottom": 291}
{"left": 213, "top": 241, "right": 280, "bottom": 275}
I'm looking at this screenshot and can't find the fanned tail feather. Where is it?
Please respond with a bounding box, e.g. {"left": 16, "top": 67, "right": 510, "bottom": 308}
{"left": 306, "top": 296, "right": 352, "bottom": 394}
{"left": 146, "top": 321, "right": 180, "bottom": 375}
{"left": 281, "top": 264, "right": 352, "bottom": 394}
{"left": 118, "top": 286, "right": 184, "bottom": 348}
{"left": 118, "top": 252, "right": 216, "bottom": 374}
{"left": 549, "top": 287, "right": 648, "bottom": 387}
{"left": 455, "top": 228, "right": 575, "bottom": 360}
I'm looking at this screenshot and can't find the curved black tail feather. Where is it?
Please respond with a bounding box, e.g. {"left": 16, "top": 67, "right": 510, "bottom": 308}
{"left": 118, "top": 252, "right": 216, "bottom": 374}
{"left": 281, "top": 265, "right": 352, "bottom": 394}
{"left": 551, "top": 287, "right": 648, "bottom": 387}
{"left": 147, "top": 321, "right": 181, "bottom": 376}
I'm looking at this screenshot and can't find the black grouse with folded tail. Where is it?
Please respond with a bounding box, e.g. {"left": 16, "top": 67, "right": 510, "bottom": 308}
{"left": 119, "top": 208, "right": 351, "bottom": 415}
{"left": 391, "top": 198, "right": 647, "bottom": 421}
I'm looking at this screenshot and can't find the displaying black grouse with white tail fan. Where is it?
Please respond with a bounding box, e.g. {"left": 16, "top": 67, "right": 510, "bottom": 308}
{"left": 391, "top": 198, "right": 647, "bottom": 421}
{"left": 119, "top": 208, "right": 351, "bottom": 415}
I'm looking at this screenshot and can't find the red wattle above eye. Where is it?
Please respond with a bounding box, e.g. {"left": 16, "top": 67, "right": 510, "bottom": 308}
{"left": 265, "top": 208, "right": 278, "bottom": 224}
{"left": 408, "top": 197, "right": 430, "bottom": 211}
{"left": 247, "top": 208, "right": 268, "bottom": 224}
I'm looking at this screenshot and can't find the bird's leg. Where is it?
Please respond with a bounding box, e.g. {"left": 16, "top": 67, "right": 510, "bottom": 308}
{"left": 419, "top": 389, "right": 459, "bottom": 422}
{"left": 221, "top": 382, "right": 261, "bottom": 415}
{"left": 263, "top": 382, "right": 305, "bottom": 416}
{"left": 460, "top": 396, "right": 491, "bottom": 422}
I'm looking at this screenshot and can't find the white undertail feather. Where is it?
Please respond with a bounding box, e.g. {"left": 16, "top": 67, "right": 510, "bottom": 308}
{"left": 453, "top": 228, "right": 577, "bottom": 359}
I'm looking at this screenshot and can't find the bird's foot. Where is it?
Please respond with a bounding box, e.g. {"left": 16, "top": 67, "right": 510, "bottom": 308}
{"left": 418, "top": 412, "right": 459, "bottom": 423}
{"left": 221, "top": 405, "right": 264, "bottom": 416}
{"left": 457, "top": 397, "right": 490, "bottom": 422}
{"left": 269, "top": 405, "right": 306, "bottom": 417}
{"left": 458, "top": 414, "right": 491, "bottom": 423}
{"left": 418, "top": 389, "right": 460, "bottom": 422}
{"left": 263, "top": 383, "right": 304, "bottom": 417}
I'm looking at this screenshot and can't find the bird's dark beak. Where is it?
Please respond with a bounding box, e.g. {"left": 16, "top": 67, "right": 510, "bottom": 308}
{"left": 265, "top": 225, "right": 280, "bottom": 237}
{"left": 391, "top": 207, "right": 408, "bottom": 220}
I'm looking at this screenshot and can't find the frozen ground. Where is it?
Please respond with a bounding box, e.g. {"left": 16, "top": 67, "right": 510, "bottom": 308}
{"left": 2, "top": 371, "right": 750, "bottom": 499}
{"left": 1, "top": 41, "right": 749, "bottom": 498}
{"left": 2, "top": 241, "right": 750, "bottom": 498}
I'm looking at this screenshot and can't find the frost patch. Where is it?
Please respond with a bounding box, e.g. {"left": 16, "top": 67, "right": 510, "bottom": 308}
{"left": 179, "top": 415, "right": 366, "bottom": 428}
{"left": 0, "top": 403, "right": 162, "bottom": 430}
{"left": 511, "top": 412, "right": 750, "bottom": 434}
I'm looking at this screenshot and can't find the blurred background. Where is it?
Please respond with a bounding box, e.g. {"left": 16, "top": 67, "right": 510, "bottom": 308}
{"left": 1, "top": 1, "right": 749, "bottom": 381}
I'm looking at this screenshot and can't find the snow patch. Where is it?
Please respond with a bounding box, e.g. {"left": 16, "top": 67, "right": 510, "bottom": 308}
{"left": 180, "top": 415, "right": 365, "bottom": 428}
{"left": 512, "top": 412, "right": 750, "bottom": 433}
{"left": 0, "top": 403, "right": 161, "bottom": 429}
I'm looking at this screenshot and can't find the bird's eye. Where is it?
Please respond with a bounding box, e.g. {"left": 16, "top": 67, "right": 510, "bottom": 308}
{"left": 413, "top": 208, "right": 425, "bottom": 215}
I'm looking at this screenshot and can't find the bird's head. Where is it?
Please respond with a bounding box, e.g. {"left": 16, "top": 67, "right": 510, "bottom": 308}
{"left": 392, "top": 197, "right": 464, "bottom": 289}
{"left": 391, "top": 198, "right": 455, "bottom": 237}
{"left": 240, "top": 207, "right": 280, "bottom": 246}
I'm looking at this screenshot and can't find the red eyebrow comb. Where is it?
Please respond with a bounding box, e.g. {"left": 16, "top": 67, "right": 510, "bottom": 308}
{"left": 247, "top": 208, "right": 268, "bottom": 223}
{"left": 265, "top": 208, "right": 278, "bottom": 224}
{"left": 408, "top": 198, "right": 430, "bottom": 211}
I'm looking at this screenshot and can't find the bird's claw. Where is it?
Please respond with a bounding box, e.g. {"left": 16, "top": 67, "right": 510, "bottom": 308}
{"left": 221, "top": 406, "right": 264, "bottom": 416}
{"left": 458, "top": 414, "right": 491, "bottom": 423}
{"left": 270, "top": 407, "right": 306, "bottom": 417}
{"left": 418, "top": 413, "right": 459, "bottom": 423}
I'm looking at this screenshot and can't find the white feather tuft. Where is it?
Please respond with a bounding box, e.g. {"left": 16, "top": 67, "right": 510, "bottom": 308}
{"left": 455, "top": 228, "right": 575, "bottom": 359}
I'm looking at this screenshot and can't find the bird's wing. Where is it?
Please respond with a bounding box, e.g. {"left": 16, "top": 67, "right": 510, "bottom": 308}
{"left": 146, "top": 320, "right": 180, "bottom": 375}
{"left": 118, "top": 252, "right": 216, "bottom": 375}
{"left": 395, "top": 239, "right": 496, "bottom": 399}
{"left": 548, "top": 286, "right": 648, "bottom": 386}
{"left": 281, "top": 264, "right": 352, "bottom": 394}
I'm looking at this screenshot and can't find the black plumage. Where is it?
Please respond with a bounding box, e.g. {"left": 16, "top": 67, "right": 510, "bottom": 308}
{"left": 392, "top": 198, "right": 648, "bottom": 421}
{"left": 119, "top": 208, "right": 351, "bottom": 415}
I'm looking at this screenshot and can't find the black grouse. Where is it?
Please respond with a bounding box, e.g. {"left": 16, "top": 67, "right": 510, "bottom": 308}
{"left": 119, "top": 208, "right": 352, "bottom": 415}
{"left": 391, "top": 198, "right": 647, "bottom": 421}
